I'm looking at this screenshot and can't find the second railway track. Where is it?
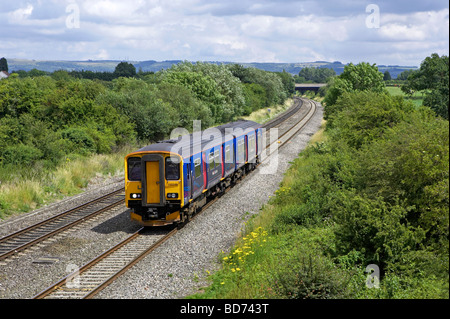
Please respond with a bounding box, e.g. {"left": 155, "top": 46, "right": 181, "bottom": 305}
{"left": 0, "top": 189, "right": 125, "bottom": 261}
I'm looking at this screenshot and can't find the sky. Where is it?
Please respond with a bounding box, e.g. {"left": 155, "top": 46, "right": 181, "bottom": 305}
{"left": 0, "top": 0, "right": 448, "bottom": 66}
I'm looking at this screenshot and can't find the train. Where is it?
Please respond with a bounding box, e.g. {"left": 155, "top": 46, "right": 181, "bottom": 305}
{"left": 124, "top": 120, "right": 264, "bottom": 226}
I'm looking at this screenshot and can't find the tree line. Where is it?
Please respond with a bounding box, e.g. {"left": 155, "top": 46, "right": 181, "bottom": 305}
{"left": 0, "top": 61, "right": 293, "bottom": 178}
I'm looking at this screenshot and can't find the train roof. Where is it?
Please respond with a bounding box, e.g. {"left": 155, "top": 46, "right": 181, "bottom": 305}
{"left": 134, "top": 120, "right": 261, "bottom": 157}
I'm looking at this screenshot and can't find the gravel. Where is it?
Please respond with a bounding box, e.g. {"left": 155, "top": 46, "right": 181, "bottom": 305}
{"left": 0, "top": 100, "right": 323, "bottom": 299}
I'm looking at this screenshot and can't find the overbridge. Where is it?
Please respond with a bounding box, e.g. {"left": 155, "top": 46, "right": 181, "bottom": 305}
{"left": 295, "top": 83, "right": 327, "bottom": 93}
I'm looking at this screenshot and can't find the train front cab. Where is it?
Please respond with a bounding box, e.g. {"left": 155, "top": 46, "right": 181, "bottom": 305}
{"left": 125, "top": 152, "right": 184, "bottom": 226}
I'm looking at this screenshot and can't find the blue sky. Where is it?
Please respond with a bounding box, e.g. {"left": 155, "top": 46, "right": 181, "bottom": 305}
{"left": 1, "top": 0, "right": 448, "bottom": 66}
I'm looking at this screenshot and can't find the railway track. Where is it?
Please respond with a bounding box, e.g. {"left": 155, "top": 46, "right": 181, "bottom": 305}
{"left": 263, "top": 97, "right": 303, "bottom": 130}
{"left": 0, "top": 189, "right": 125, "bottom": 261}
{"left": 32, "top": 97, "right": 319, "bottom": 299}
{"left": 34, "top": 227, "right": 174, "bottom": 299}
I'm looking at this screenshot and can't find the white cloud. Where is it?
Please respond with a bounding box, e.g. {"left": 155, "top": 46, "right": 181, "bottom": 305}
{"left": 8, "top": 3, "right": 34, "bottom": 23}
{"left": 379, "top": 9, "right": 449, "bottom": 42}
{"left": 0, "top": 1, "right": 448, "bottom": 65}
{"left": 81, "top": 0, "right": 145, "bottom": 20}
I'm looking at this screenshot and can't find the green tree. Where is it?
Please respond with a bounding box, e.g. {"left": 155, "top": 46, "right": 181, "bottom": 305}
{"left": 99, "top": 77, "right": 177, "bottom": 142}
{"left": 324, "top": 62, "right": 385, "bottom": 107}
{"left": 241, "top": 83, "right": 266, "bottom": 115}
{"left": 397, "top": 69, "right": 416, "bottom": 81}
{"left": 326, "top": 91, "right": 414, "bottom": 148}
{"left": 383, "top": 70, "right": 391, "bottom": 81}
{"left": 276, "top": 70, "right": 295, "bottom": 95}
{"left": 403, "top": 53, "right": 449, "bottom": 119}
{"left": 0, "top": 57, "right": 8, "bottom": 72}
{"left": 298, "top": 67, "right": 316, "bottom": 83}
{"left": 155, "top": 82, "right": 213, "bottom": 129}
{"left": 297, "top": 67, "right": 336, "bottom": 83}
{"left": 357, "top": 111, "right": 449, "bottom": 249}
{"left": 114, "top": 62, "right": 137, "bottom": 78}
{"left": 166, "top": 62, "right": 247, "bottom": 122}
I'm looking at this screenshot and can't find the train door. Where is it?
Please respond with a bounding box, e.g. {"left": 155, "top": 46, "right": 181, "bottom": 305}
{"left": 207, "top": 147, "right": 221, "bottom": 188}
{"left": 248, "top": 133, "right": 256, "bottom": 163}
{"left": 244, "top": 135, "right": 248, "bottom": 163}
{"left": 223, "top": 141, "right": 234, "bottom": 177}
{"left": 192, "top": 153, "right": 204, "bottom": 199}
{"left": 141, "top": 154, "right": 165, "bottom": 206}
{"left": 256, "top": 128, "right": 263, "bottom": 157}
{"left": 183, "top": 162, "right": 192, "bottom": 203}
{"left": 236, "top": 137, "right": 245, "bottom": 168}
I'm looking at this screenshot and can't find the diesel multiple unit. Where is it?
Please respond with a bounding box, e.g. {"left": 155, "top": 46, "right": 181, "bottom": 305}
{"left": 125, "top": 120, "right": 264, "bottom": 226}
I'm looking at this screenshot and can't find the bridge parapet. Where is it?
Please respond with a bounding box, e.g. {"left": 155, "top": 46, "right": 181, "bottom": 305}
{"left": 295, "top": 83, "right": 327, "bottom": 93}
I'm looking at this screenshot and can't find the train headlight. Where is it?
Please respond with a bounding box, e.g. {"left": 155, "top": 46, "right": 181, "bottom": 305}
{"left": 131, "top": 193, "right": 142, "bottom": 199}
{"left": 167, "top": 193, "right": 178, "bottom": 199}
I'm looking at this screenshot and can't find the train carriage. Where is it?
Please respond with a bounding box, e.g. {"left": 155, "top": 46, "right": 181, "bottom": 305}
{"left": 125, "top": 120, "right": 263, "bottom": 226}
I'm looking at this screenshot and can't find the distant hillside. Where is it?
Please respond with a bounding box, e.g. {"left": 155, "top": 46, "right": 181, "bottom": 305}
{"left": 7, "top": 58, "right": 417, "bottom": 78}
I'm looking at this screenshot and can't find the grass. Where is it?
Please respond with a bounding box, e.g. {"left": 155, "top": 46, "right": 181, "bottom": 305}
{"left": 0, "top": 147, "right": 133, "bottom": 220}
{"left": 385, "top": 85, "right": 425, "bottom": 107}
{"left": 242, "top": 99, "right": 293, "bottom": 124}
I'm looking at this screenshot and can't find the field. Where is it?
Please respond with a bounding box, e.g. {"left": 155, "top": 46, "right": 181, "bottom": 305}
{"left": 385, "top": 85, "right": 424, "bottom": 107}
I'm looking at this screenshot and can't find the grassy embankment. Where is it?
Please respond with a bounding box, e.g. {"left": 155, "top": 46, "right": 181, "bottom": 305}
{"left": 188, "top": 116, "right": 332, "bottom": 299}
{"left": 189, "top": 91, "right": 448, "bottom": 299}
{"left": 0, "top": 148, "right": 132, "bottom": 220}
{"left": 242, "top": 98, "right": 293, "bottom": 124}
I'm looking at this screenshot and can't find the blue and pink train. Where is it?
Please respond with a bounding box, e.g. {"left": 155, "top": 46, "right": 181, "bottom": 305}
{"left": 124, "top": 120, "right": 264, "bottom": 226}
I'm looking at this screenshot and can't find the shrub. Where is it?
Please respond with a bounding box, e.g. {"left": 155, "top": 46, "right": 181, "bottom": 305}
{"left": 326, "top": 91, "right": 414, "bottom": 148}
{"left": 61, "top": 127, "right": 96, "bottom": 155}
{"left": 1, "top": 144, "right": 43, "bottom": 165}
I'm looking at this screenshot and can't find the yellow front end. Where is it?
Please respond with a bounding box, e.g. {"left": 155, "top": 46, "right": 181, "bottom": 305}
{"left": 125, "top": 152, "right": 184, "bottom": 226}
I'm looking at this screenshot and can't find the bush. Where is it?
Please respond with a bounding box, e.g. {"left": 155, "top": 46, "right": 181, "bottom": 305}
{"left": 274, "top": 252, "right": 349, "bottom": 299}
{"left": 61, "top": 127, "right": 96, "bottom": 155}
{"left": 326, "top": 91, "right": 414, "bottom": 148}
{"left": 324, "top": 62, "right": 385, "bottom": 107}
{"left": 1, "top": 144, "right": 43, "bottom": 165}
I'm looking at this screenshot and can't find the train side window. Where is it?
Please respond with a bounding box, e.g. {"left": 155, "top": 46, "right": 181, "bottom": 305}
{"left": 238, "top": 139, "right": 245, "bottom": 161}
{"left": 127, "top": 157, "right": 141, "bottom": 181}
{"left": 249, "top": 135, "right": 255, "bottom": 153}
{"left": 165, "top": 157, "right": 180, "bottom": 180}
{"left": 194, "top": 158, "right": 202, "bottom": 178}
{"left": 257, "top": 131, "right": 262, "bottom": 153}
{"left": 225, "top": 145, "right": 231, "bottom": 163}
{"left": 209, "top": 150, "right": 215, "bottom": 169}
{"left": 214, "top": 149, "right": 220, "bottom": 165}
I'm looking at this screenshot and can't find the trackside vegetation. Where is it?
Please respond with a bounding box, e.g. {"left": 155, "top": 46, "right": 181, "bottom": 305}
{"left": 190, "top": 57, "right": 449, "bottom": 299}
{"left": 0, "top": 61, "right": 294, "bottom": 219}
